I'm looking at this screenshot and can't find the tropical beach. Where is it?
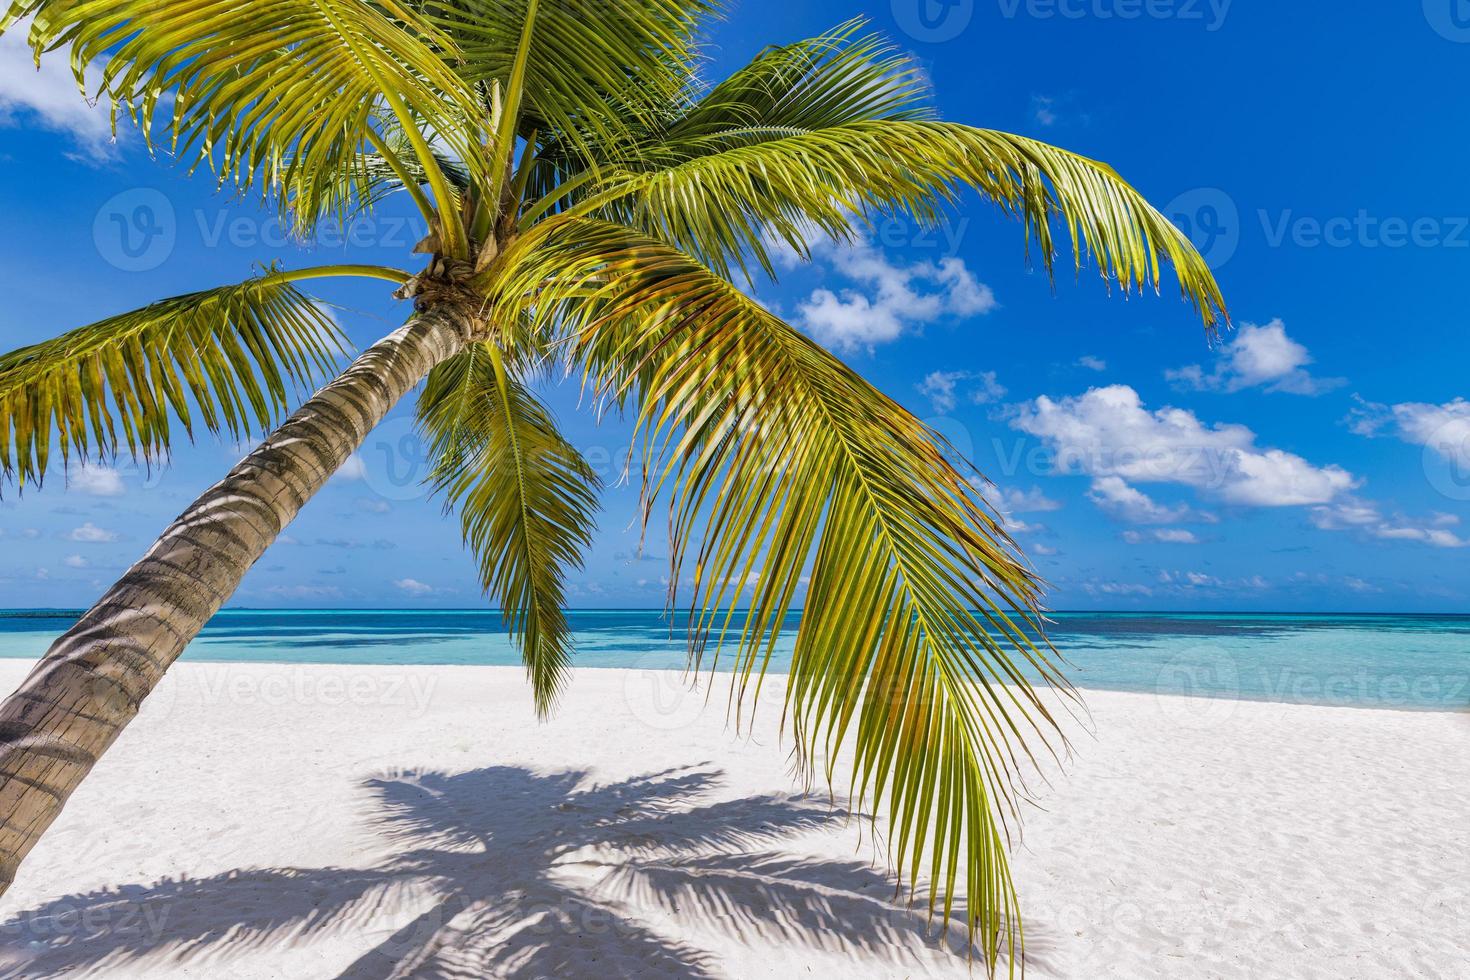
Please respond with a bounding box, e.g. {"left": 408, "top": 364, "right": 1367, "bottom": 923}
{"left": 0, "top": 656, "right": 1464, "bottom": 978}
{"left": 2, "top": 1, "right": 1469, "bottom": 977}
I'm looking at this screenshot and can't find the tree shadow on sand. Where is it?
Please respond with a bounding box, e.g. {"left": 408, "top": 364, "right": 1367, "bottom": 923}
{"left": 0, "top": 765, "right": 1051, "bottom": 978}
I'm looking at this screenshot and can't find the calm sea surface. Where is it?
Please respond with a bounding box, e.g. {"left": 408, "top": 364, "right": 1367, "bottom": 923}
{"left": 0, "top": 609, "right": 1466, "bottom": 711}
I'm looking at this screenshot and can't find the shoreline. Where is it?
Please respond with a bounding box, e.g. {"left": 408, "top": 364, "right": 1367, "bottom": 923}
{"left": 1, "top": 655, "right": 1462, "bottom": 716}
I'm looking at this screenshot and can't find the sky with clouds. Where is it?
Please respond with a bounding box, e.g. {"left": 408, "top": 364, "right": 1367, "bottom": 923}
{"left": 1, "top": 2, "right": 1467, "bottom": 611}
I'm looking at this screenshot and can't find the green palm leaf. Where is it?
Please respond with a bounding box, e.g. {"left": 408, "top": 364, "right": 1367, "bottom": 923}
{"left": 488, "top": 218, "right": 1073, "bottom": 968}
{"left": 541, "top": 19, "right": 1223, "bottom": 324}
{"left": 0, "top": 273, "right": 349, "bottom": 489}
{"left": 5, "top": 0, "right": 486, "bottom": 236}
{"left": 418, "top": 342, "right": 600, "bottom": 716}
{"left": 422, "top": 0, "right": 712, "bottom": 173}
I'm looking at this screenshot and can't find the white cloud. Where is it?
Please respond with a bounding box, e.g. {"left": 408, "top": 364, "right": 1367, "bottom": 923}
{"left": 1030, "top": 94, "right": 1058, "bottom": 127}
{"left": 394, "top": 578, "right": 436, "bottom": 596}
{"left": 1076, "top": 355, "right": 1107, "bottom": 372}
{"left": 1088, "top": 476, "right": 1212, "bottom": 525}
{"left": 336, "top": 454, "right": 368, "bottom": 481}
{"left": 63, "top": 554, "right": 89, "bottom": 569}
{"left": 1121, "top": 528, "right": 1200, "bottom": 545}
{"left": 1031, "top": 544, "right": 1059, "bottom": 556}
{"left": 1012, "top": 384, "right": 1357, "bottom": 508}
{"left": 1166, "top": 320, "right": 1343, "bottom": 396}
{"left": 0, "top": 18, "right": 118, "bottom": 159}
{"left": 787, "top": 239, "right": 996, "bottom": 352}
{"left": 1349, "top": 396, "right": 1470, "bottom": 467}
{"left": 1156, "top": 529, "right": 1200, "bottom": 544}
{"left": 68, "top": 522, "right": 118, "bottom": 543}
{"left": 918, "top": 369, "right": 1006, "bottom": 413}
{"left": 1081, "top": 580, "right": 1154, "bottom": 597}
{"left": 66, "top": 463, "right": 124, "bottom": 497}
{"left": 1157, "top": 570, "right": 1270, "bottom": 591}
{"left": 1311, "top": 497, "right": 1469, "bottom": 549}
{"left": 993, "top": 486, "right": 1062, "bottom": 514}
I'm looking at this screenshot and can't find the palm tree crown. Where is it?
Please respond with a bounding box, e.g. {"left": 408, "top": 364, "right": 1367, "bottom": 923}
{"left": 0, "top": 1, "right": 1224, "bottom": 969}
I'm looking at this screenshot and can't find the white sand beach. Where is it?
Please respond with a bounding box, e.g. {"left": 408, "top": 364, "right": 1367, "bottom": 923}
{"left": 0, "top": 660, "right": 1464, "bottom": 979}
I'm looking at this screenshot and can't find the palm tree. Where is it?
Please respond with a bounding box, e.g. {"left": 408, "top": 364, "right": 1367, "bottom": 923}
{"left": 0, "top": 1, "right": 1224, "bottom": 970}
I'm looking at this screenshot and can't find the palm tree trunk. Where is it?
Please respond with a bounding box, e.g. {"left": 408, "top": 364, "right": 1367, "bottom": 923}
{"left": 0, "top": 306, "right": 469, "bottom": 896}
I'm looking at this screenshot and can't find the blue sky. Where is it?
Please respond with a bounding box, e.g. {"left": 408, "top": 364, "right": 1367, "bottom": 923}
{"left": 2, "top": 1, "right": 1468, "bottom": 612}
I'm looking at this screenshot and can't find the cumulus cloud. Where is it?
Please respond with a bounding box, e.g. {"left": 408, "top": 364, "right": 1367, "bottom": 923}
{"left": 1088, "top": 476, "right": 1213, "bottom": 525}
{"left": 1157, "top": 570, "right": 1270, "bottom": 591}
{"left": 1012, "top": 384, "right": 1357, "bottom": 509}
{"left": 1310, "top": 498, "right": 1469, "bottom": 549}
{"left": 1030, "top": 94, "right": 1058, "bottom": 126}
{"left": 1349, "top": 396, "right": 1470, "bottom": 467}
{"left": 336, "top": 454, "right": 368, "bottom": 481}
{"left": 0, "top": 18, "right": 118, "bottom": 159}
{"left": 1076, "top": 355, "right": 1107, "bottom": 372}
{"left": 1166, "top": 320, "right": 1343, "bottom": 396}
{"left": 68, "top": 522, "right": 118, "bottom": 543}
{"left": 785, "top": 238, "right": 996, "bottom": 352}
{"left": 992, "top": 486, "right": 1062, "bottom": 514}
{"left": 1121, "top": 528, "right": 1200, "bottom": 545}
{"left": 63, "top": 554, "right": 89, "bottom": 569}
{"left": 917, "top": 369, "right": 1006, "bottom": 413}
{"left": 66, "top": 463, "right": 125, "bottom": 497}
{"left": 394, "top": 578, "right": 436, "bottom": 596}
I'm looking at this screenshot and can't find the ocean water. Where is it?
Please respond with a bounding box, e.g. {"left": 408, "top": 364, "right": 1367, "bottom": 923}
{"left": 0, "top": 609, "right": 1466, "bottom": 712}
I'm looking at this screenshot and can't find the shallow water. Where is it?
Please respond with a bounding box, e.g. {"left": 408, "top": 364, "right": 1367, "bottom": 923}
{"left": 1, "top": 609, "right": 1467, "bottom": 711}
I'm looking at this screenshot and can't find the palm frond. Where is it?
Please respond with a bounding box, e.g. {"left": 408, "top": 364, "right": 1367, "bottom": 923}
{"left": 664, "top": 18, "right": 932, "bottom": 149}
{"left": 418, "top": 343, "right": 600, "bottom": 716}
{"left": 487, "top": 218, "right": 1072, "bottom": 969}
{"left": 569, "top": 25, "right": 1223, "bottom": 326}
{"left": 0, "top": 274, "right": 348, "bottom": 490}
{"left": 3, "top": 0, "right": 486, "bottom": 234}
{"left": 422, "top": 0, "right": 714, "bottom": 175}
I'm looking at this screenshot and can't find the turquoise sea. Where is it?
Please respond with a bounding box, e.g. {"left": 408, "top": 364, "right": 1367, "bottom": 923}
{"left": 0, "top": 609, "right": 1467, "bottom": 711}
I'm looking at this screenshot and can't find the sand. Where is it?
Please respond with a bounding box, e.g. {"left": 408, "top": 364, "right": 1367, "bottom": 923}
{"left": 0, "top": 660, "right": 1464, "bottom": 978}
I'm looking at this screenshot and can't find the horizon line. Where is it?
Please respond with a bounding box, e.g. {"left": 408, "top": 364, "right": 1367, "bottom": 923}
{"left": 1, "top": 607, "right": 1465, "bottom": 618}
